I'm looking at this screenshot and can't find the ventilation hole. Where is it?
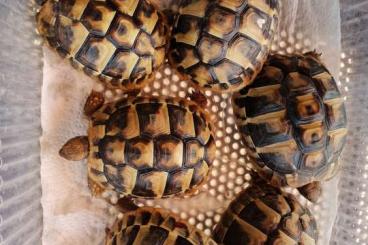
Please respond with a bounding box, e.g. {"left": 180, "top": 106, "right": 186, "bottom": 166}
{"left": 143, "top": 86, "right": 151, "bottom": 93}
{"left": 188, "top": 217, "right": 196, "bottom": 225}
{"left": 216, "top": 131, "right": 223, "bottom": 138}
{"left": 162, "top": 78, "right": 170, "bottom": 86}
{"left": 226, "top": 117, "right": 234, "bottom": 124}
{"left": 224, "top": 136, "right": 231, "bottom": 143}
{"left": 172, "top": 74, "right": 180, "bottom": 82}
{"left": 152, "top": 92, "right": 159, "bottom": 96}
{"left": 180, "top": 81, "right": 188, "bottom": 88}
{"left": 225, "top": 127, "right": 232, "bottom": 134}
{"left": 196, "top": 223, "right": 204, "bottom": 230}
{"left": 214, "top": 214, "right": 221, "bottom": 223}
{"left": 153, "top": 81, "right": 161, "bottom": 89}
{"left": 155, "top": 72, "right": 162, "bottom": 79}
{"left": 162, "top": 88, "right": 169, "bottom": 95}
{"left": 232, "top": 143, "right": 239, "bottom": 150}
{"left": 105, "top": 90, "right": 113, "bottom": 99}
{"left": 240, "top": 148, "right": 246, "bottom": 155}
{"left": 230, "top": 152, "right": 238, "bottom": 159}
{"left": 170, "top": 84, "right": 178, "bottom": 92}
{"left": 210, "top": 179, "right": 217, "bottom": 187}
{"left": 236, "top": 167, "right": 245, "bottom": 176}
{"left": 205, "top": 90, "right": 212, "bottom": 97}
{"left": 219, "top": 175, "right": 226, "bottom": 184}
{"left": 164, "top": 68, "right": 172, "bottom": 75}
{"left": 179, "top": 91, "right": 186, "bottom": 98}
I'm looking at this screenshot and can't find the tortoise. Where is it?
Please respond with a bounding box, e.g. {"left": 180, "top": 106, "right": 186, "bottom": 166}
{"left": 59, "top": 91, "right": 216, "bottom": 199}
{"left": 232, "top": 52, "right": 348, "bottom": 202}
{"left": 168, "top": 0, "right": 279, "bottom": 93}
{"left": 36, "top": 0, "right": 169, "bottom": 91}
{"left": 106, "top": 199, "right": 217, "bottom": 245}
{"left": 213, "top": 178, "right": 318, "bottom": 245}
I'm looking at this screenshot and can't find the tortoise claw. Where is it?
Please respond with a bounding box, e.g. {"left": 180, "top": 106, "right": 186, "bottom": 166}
{"left": 189, "top": 89, "right": 208, "bottom": 107}
{"left": 84, "top": 91, "right": 105, "bottom": 117}
{"left": 298, "top": 181, "right": 322, "bottom": 203}
{"left": 304, "top": 50, "right": 322, "bottom": 60}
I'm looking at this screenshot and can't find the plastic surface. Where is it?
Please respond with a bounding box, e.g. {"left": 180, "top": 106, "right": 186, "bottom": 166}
{"left": 330, "top": 1, "right": 368, "bottom": 244}
{"left": 0, "top": 1, "right": 43, "bottom": 245}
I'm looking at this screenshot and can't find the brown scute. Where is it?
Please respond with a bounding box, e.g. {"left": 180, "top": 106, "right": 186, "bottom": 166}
{"left": 37, "top": 0, "right": 169, "bottom": 91}
{"left": 169, "top": 0, "right": 279, "bottom": 92}
{"left": 87, "top": 97, "right": 215, "bottom": 199}
{"left": 59, "top": 136, "right": 89, "bottom": 161}
{"left": 213, "top": 181, "right": 318, "bottom": 244}
{"left": 105, "top": 208, "right": 216, "bottom": 245}
{"left": 232, "top": 53, "right": 347, "bottom": 189}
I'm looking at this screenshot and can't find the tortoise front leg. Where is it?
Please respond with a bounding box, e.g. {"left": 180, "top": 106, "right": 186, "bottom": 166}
{"left": 116, "top": 197, "right": 139, "bottom": 213}
{"left": 188, "top": 89, "right": 208, "bottom": 108}
{"left": 298, "top": 181, "right": 322, "bottom": 203}
{"left": 84, "top": 90, "right": 105, "bottom": 116}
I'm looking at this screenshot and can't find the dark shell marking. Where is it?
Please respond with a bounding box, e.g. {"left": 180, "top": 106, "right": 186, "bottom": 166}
{"left": 106, "top": 207, "right": 217, "bottom": 245}
{"left": 232, "top": 54, "right": 348, "bottom": 188}
{"left": 88, "top": 97, "right": 215, "bottom": 198}
{"left": 213, "top": 181, "right": 318, "bottom": 245}
{"left": 36, "top": 0, "right": 168, "bottom": 90}
{"left": 169, "top": 0, "right": 279, "bottom": 92}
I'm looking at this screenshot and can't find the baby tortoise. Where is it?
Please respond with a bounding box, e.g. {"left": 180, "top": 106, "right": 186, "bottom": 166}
{"left": 36, "top": 0, "right": 169, "bottom": 91}
{"left": 59, "top": 91, "right": 216, "bottom": 199}
{"left": 106, "top": 199, "right": 217, "bottom": 245}
{"left": 232, "top": 52, "right": 348, "bottom": 202}
{"left": 168, "top": 0, "right": 279, "bottom": 93}
{"left": 213, "top": 178, "right": 318, "bottom": 245}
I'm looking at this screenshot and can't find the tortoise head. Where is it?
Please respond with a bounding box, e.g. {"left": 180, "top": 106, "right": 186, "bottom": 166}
{"left": 59, "top": 136, "right": 89, "bottom": 161}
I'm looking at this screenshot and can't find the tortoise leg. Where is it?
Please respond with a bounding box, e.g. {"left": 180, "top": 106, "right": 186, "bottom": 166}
{"left": 298, "top": 181, "right": 322, "bottom": 203}
{"left": 126, "top": 89, "right": 141, "bottom": 97}
{"left": 84, "top": 90, "right": 105, "bottom": 116}
{"left": 88, "top": 177, "right": 106, "bottom": 197}
{"left": 189, "top": 89, "right": 208, "bottom": 108}
{"left": 116, "top": 197, "right": 139, "bottom": 213}
{"left": 59, "top": 136, "right": 89, "bottom": 161}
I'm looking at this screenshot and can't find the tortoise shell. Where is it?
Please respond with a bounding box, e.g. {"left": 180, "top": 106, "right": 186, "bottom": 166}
{"left": 213, "top": 179, "right": 318, "bottom": 244}
{"left": 232, "top": 53, "right": 348, "bottom": 188}
{"left": 168, "top": 0, "right": 279, "bottom": 93}
{"left": 36, "top": 0, "right": 169, "bottom": 90}
{"left": 106, "top": 207, "right": 217, "bottom": 245}
{"left": 87, "top": 97, "right": 216, "bottom": 198}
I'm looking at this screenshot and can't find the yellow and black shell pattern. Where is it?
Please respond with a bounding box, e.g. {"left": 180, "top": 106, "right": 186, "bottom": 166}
{"left": 213, "top": 179, "right": 318, "bottom": 245}
{"left": 87, "top": 97, "right": 216, "bottom": 199}
{"left": 36, "top": 0, "right": 169, "bottom": 90}
{"left": 106, "top": 207, "right": 217, "bottom": 245}
{"left": 232, "top": 53, "right": 348, "bottom": 188}
{"left": 168, "top": 0, "right": 279, "bottom": 93}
